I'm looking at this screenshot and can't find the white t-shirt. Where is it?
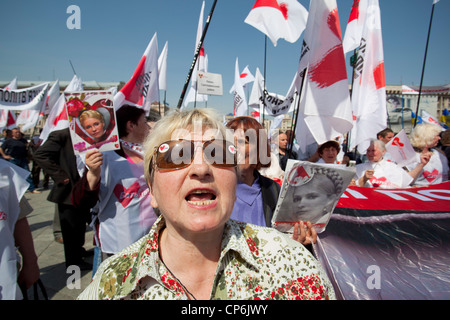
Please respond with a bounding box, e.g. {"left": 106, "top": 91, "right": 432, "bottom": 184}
{"left": 96, "top": 151, "right": 157, "bottom": 254}
{"left": 406, "top": 149, "right": 449, "bottom": 186}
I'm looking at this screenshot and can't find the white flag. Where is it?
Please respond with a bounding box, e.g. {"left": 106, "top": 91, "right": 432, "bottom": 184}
{"left": 421, "top": 110, "right": 445, "bottom": 130}
{"left": 229, "top": 65, "right": 255, "bottom": 93}
{"left": 0, "top": 109, "right": 17, "bottom": 130}
{"left": 233, "top": 58, "right": 248, "bottom": 117}
{"left": 158, "top": 41, "right": 168, "bottom": 91}
{"left": 114, "top": 32, "right": 160, "bottom": 114}
{"left": 294, "top": 0, "right": 353, "bottom": 153}
{"left": 183, "top": 1, "right": 208, "bottom": 108}
{"left": 385, "top": 129, "right": 417, "bottom": 166}
{"left": 245, "top": 0, "right": 308, "bottom": 46}
{"left": 39, "top": 75, "right": 83, "bottom": 143}
{"left": 44, "top": 80, "right": 61, "bottom": 115}
{"left": 349, "top": 0, "right": 387, "bottom": 154}
{"left": 342, "top": 0, "right": 368, "bottom": 54}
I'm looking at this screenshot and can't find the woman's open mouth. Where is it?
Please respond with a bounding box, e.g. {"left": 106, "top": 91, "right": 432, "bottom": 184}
{"left": 185, "top": 189, "right": 217, "bottom": 206}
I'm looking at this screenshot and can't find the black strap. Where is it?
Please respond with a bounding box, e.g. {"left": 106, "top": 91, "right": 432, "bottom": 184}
{"left": 20, "top": 279, "right": 49, "bottom": 300}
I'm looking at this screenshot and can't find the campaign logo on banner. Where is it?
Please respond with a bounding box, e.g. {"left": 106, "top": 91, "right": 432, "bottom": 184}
{"left": 385, "top": 129, "right": 416, "bottom": 166}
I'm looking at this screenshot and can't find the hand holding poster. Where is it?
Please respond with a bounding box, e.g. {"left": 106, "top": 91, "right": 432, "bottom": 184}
{"left": 64, "top": 91, "right": 119, "bottom": 155}
{"left": 272, "top": 159, "right": 355, "bottom": 233}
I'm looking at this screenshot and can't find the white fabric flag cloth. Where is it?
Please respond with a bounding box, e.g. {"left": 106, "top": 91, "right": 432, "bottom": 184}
{"left": 421, "top": 110, "right": 446, "bottom": 130}
{"left": 245, "top": 0, "right": 308, "bottom": 46}
{"left": 43, "top": 80, "right": 61, "bottom": 115}
{"left": 349, "top": 0, "right": 387, "bottom": 154}
{"left": 342, "top": 0, "right": 368, "bottom": 54}
{"left": 39, "top": 75, "right": 84, "bottom": 144}
{"left": 233, "top": 58, "right": 248, "bottom": 117}
{"left": 183, "top": 1, "right": 208, "bottom": 109}
{"left": 114, "top": 32, "right": 160, "bottom": 114}
{"left": 248, "top": 67, "right": 264, "bottom": 107}
{"left": 0, "top": 109, "right": 17, "bottom": 130}
{"left": 0, "top": 78, "right": 18, "bottom": 130}
{"left": 16, "top": 83, "right": 51, "bottom": 131}
{"left": 158, "top": 41, "right": 168, "bottom": 91}
{"left": 385, "top": 129, "right": 417, "bottom": 167}
{"left": 229, "top": 65, "right": 255, "bottom": 93}
{"left": 294, "top": 0, "right": 353, "bottom": 154}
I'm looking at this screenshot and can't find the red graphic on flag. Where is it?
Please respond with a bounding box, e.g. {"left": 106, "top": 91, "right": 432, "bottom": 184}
{"left": 308, "top": 10, "right": 347, "bottom": 89}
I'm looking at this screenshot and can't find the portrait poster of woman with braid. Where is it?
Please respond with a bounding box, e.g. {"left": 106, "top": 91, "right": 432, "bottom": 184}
{"left": 272, "top": 160, "right": 355, "bottom": 234}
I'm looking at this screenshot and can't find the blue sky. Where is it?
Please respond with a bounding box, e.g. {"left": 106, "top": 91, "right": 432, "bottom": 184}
{"left": 1, "top": 0, "right": 449, "bottom": 116}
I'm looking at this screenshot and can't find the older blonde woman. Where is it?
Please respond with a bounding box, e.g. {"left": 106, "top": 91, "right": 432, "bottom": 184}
{"left": 78, "top": 108, "right": 335, "bottom": 300}
{"left": 407, "top": 123, "right": 449, "bottom": 186}
{"left": 356, "top": 139, "right": 430, "bottom": 188}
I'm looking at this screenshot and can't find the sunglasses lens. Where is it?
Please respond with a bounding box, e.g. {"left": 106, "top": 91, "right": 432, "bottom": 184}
{"left": 155, "top": 140, "right": 193, "bottom": 169}
{"left": 154, "top": 139, "right": 236, "bottom": 170}
{"left": 203, "top": 140, "right": 237, "bottom": 167}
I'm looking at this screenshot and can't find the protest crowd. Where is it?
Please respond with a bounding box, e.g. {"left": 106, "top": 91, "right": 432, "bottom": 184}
{"left": 1, "top": 0, "right": 450, "bottom": 302}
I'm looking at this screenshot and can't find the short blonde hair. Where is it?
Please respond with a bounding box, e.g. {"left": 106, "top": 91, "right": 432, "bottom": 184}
{"left": 143, "top": 108, "right": 230, "bottom": 184}
{"left": 409, "top": 123, "right": 442, "bottom": 149}
{"left": 79, "top": 109, "right": 104, "bottom": 127}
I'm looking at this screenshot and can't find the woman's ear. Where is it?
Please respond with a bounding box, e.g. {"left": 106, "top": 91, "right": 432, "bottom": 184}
{"left": 148, "top": 181, "right": 159, "bottom": 209}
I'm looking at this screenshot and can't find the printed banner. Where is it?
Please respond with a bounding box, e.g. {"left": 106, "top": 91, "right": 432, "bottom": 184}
{"left": 0, "top": 83, "right": 49, "bottom": 111}
{"left": 65, "top": 91, "right": 119, "bottom": 155}
{"left": 314, "top": 182, "right": 450, "bottom": 300}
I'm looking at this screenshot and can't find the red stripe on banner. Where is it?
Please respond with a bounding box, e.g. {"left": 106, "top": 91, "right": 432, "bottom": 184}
{"left": 337, "top": 182, "right": 450, "bottom": 211}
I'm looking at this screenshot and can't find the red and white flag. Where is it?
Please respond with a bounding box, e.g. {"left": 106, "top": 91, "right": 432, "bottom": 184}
{"left": 385, "top": 129, "right": 417, "bottom": 167}
{"left": 39, "top": 75, "right": 83, "bottom": 143}
{"left": 0, "top": 109, "right": 17, "bottom": 130}
{"left": 294, "top": 0, "right": 353, "bottom": 153}
{"left": 158, "top": 41, "right": 168, "bottom": 92}
{"left": 0, "top": 78, "right": 18, "bottom": 130}
{"left": 342, "top": 0, "right": 368, "bottom": 54}
{"left": 245, "top": 0, "right": 308, "bottom": 46}
{"left": 229, "top": 65, "right": 255, "bottom": 93}
{"left": 44, "top": 80, "right": 61, "bottom": 115}
{"left": 349, "top": 0, "right": 386, "bottom": 154}
{"left": 183, "top": 1, "right": 208, "bottom": 109}
{"left": 233, "top": 57, "right": 248, "bottom": 117}
{"left": 421, "top": 110, "right": 445, "bottom": 129}
{"left": 114, "top": 32, "right": 160, "bottom": 114}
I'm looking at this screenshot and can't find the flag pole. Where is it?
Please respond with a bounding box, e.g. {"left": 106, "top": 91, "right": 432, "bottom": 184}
{"left": 177, "top": 0, "right": 218, "bottom": 109}
{"left": 262, "top": 35, "right": 267, "bottom": 127}
{"left": 69, "top": 60, "right": 77, "bottom": 75}
{"left": 288, "top": 68, "right": 307, "bottom": 156}
{"left": 414, "top": 1, "right": 437, "bottom": 127}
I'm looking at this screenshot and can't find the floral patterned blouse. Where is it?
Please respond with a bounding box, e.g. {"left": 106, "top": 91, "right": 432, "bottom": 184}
{"left": 78, "top": 216, "right": 335, "bottom": 300}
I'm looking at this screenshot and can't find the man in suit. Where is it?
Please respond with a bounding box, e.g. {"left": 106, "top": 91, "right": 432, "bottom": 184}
{"left": 34, "top": 128, "right": 91, "bottom": 270}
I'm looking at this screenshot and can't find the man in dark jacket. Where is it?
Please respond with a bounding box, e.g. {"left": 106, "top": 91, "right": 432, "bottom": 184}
{"left": 34, "top": 128, "right": 91, "bottom": 270}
